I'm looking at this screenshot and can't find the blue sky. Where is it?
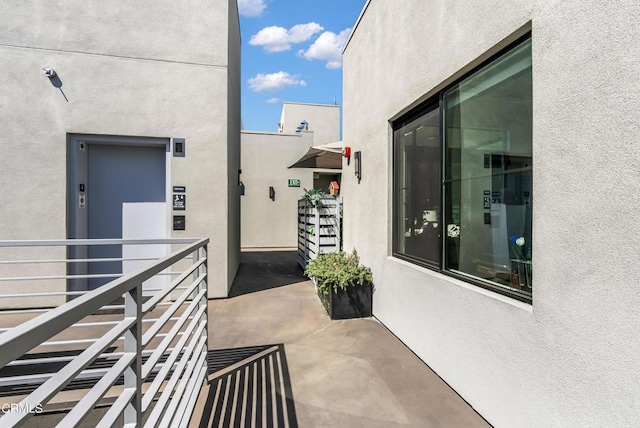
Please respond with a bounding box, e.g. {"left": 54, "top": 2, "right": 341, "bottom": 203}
{"left": 238, "top": 0, "right": 367, "bottom": 132}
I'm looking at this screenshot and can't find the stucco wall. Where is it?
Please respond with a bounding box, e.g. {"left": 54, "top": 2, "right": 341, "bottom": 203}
{"left": 0, "top": 0, "right": 238, "bottom": 299}
{"left": 240, "top": 131, "right": 314, "bottom": 248}
{"left": 226, "top": 0, "right": 242, "bottom": 290}
{"left": 279, "top": 102, "right": 341, "bottom": 144}
{"left": 342, "top": 1, "right": 640, "bottom": 426}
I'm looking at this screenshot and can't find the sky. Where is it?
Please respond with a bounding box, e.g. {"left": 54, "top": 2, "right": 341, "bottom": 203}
{"left": 238, "top": 0, "right": 367, "bottom": 133}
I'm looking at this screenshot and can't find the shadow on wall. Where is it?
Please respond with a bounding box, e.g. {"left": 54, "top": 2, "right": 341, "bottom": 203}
{"left": 228, "top": 251, "right": 307, "bottom": 298}
{"left": 44, "top": 69, "right": 69, "bottom": 102}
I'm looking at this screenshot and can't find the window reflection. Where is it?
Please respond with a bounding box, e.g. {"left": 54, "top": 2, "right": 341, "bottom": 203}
{"left": 444, "top": 39, "right": 532, "bottom": 294}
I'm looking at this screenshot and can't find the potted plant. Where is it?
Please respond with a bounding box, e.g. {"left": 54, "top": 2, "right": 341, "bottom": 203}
{"left": 302, "top": 188, "right": 325, "bottom": 209}
{"left": 304, "top": 250, "right": 373, "bottom": 320}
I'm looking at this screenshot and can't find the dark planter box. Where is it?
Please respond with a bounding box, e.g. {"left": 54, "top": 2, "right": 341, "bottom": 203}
{"left": 318, "top": 283, "right": 372, "bottom": 320}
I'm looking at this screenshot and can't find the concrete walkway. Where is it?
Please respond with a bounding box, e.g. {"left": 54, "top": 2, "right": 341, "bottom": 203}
{"left": 198, "top": 250, "right": 490, "bottom": 428}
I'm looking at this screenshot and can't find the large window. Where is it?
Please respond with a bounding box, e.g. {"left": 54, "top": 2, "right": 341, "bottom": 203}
{"left": 393, "top": 36, "right": 533, "bottom": 301}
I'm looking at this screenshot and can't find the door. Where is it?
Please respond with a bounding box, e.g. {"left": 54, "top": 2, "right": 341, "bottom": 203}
{"left": 86, "top": 143, "right": 167, "bottom": 289}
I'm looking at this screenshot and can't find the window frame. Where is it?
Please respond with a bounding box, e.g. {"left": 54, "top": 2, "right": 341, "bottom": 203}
{"left": 391, "top": 34, "right": 533, "bottom": 304}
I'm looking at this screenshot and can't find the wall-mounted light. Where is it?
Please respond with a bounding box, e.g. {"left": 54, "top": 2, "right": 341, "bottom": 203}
{"left": 42, "top": 67, "right": 56, "bottom": 78}
{"left": 354, "top": 151, "right": 362, "bottom": 182}
{"left": 269, "top": 186, "right": 275, "bottom": 201}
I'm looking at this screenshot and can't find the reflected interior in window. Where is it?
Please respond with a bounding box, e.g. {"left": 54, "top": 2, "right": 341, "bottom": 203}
{"left": 444, "top": 38, "right": 532, "bottom": 294}
{"left": 392, "top": 36, "right": 533, "bottom": 300}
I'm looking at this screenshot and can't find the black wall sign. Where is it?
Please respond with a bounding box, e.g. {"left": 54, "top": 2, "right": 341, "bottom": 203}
{"left": 173, "top": 194, "right": 186, "bottom": 211}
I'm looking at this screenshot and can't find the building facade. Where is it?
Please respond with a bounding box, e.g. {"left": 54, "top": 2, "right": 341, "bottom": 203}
{"left": 342, "top": 1, "right": 640, "bottom": 426}
{"left": 241, "top": 102, "right": 341, "bottom": 249}
{"left": 0, "top": 0, "right": 241, "bottom": 300}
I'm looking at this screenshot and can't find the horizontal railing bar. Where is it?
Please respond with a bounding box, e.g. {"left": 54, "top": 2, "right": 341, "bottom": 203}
{"left": 0, "top": 356, "right": 185, "bottom": 388}
{"left": 0, "top": 239, "right": 201, "bottom": 247}
{"left": 0, "top": 291, "right": 92, "bottom": 299}
{"left": 175, "top": 359, "right": 208, "bottom": 427}
{"left": 0, "top": 365, "right": 114, "bottom": 386}
{"left": 35, "top": 328, "right": 188, "bottom": 349}
{"left": 143, "top": 331, "right": 206, "bottom": 420}
{"left": 163, "top": 344, "right": 207, "bottom": 427}
{"left": 142, "top": 275, "right": 204, "bottom": 347}
{"left": 0, "top": 273, "right": 123, "bottom": 282}
{"left": 96, "top": 387, "right": 135, "bottom": 428}
{"left": 142, "top": 294, "right": 205, "bottom": 379}
{"left": 0, "top": 305, "right": 124, "bottom": 316}
{"left": 5, "top": 344, "right": 186, "bottom": 368}
{"left": 0, "top": 238, "right": 208, "bottom": 369}
{"left": 0, "top": 271, "right": 183, "bottom": 283}
{"left": 39, "top": 337, "right": 123, "bottom": 347}
{"left": 0, "top": 256, "right": 162, "bottom": 265}
{"left": 59, "top": 352, "right": 136, "bottom": 428}
{"left": 142, "top": 257, "right": 205, "bottom": 313}
{"left": 142, "top": 314, "right": 206, "bottom": 405}
{"left": 154, "top": 302, "right": 175, "bottom": 307}
{"left": 0, "top": 317, "right": 134, "bottom": 427}
{"left": 73, "top": 317, "right": 180, "bottom": 328}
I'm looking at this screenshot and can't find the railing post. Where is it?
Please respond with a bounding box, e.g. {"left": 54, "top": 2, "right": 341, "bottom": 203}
{"left": 124, "top": 282, "right": 142, "bottom": 426}
{"left": 201, "top": 243, "right": 208, "bottom": 364}
{"left": 192, "top": 247, "right": 199, "bottom": 300}
{"left": 314, "top": 200, "right": 321, "bottom": 259}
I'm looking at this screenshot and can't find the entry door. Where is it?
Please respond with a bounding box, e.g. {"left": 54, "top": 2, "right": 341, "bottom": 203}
{"left": 87, "top": 144, "right": 166, "bottom": 289}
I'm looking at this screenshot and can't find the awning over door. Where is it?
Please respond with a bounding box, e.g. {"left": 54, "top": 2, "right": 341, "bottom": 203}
{"left": 288, "top": 141, "right": 343, "bottom": 169}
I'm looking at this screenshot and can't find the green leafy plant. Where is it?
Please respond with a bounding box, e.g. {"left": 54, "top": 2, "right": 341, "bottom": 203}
{"left": 305, "top": 250, "right": 373, "bottom": 295}
{"left": 302, "top": 188, "right": 325, "bottom": 209}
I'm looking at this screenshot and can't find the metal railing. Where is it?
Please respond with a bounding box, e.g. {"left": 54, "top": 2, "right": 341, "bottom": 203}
{"left": 0, "top": 238, "right": 209, "bottom": 427}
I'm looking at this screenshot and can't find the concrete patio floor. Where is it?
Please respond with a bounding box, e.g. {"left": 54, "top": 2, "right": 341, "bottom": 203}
{"left": 196, "top": 250, "right": 491, "bottom": 428}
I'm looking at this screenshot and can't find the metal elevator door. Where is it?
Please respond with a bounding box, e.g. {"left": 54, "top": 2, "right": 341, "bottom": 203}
{"left": 87, "top": 144, "right": 166, "bottom": 289}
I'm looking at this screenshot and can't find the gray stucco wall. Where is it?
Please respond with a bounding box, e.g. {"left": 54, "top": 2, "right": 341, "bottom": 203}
{"left": 0, "top": 0, "right": 239, "bottom": 299}
{"left": 342, "top": 1, "right": 640, "bottom": 427}
{"left": 226, "top": 0, "right": 242, "bottom": 290}
{"left": 240, "top": 131, "right": 315, "bottom": 248}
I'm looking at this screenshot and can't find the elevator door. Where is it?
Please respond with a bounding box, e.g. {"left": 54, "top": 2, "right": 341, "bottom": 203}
{"left": 87, "top": 144, "right": 166, "bottom": 289}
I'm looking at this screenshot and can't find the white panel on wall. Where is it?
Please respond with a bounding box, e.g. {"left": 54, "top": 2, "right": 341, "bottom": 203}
{"left": 122, "top": 202, "right": 169, "bottom": 296}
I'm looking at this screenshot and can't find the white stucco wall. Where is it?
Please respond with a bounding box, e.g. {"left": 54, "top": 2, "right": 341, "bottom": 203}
{"left": 279, "top": 102, "right": 341, "bottom": 144}
{"left": 0, "top": 0, "right": 239, "bottom": 299}
{"left": 342, "top": 1, "right": 640, "bottom": 427}
{"left": 240, "top": 131, "right": 315, "bottom": 248}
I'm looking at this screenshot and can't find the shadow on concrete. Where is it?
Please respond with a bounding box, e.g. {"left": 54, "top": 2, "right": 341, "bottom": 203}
{"left": 199, "top": 344, "right": 298, "bottom": 428}
{"left": 229, "top": 251, "right": 306, "bottom": 298}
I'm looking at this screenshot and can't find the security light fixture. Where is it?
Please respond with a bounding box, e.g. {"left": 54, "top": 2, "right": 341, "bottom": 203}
{"left": 42, "top": 68, "right": 56, "bottom": 78}
{"left": 354, "top": 151, "right": 362, "bottom": 182}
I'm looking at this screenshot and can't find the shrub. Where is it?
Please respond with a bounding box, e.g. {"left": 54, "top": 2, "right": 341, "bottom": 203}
{"left": 302, "top": 188, "right": 325, "bottom": 209}
{"left": 305, "top": 250, "right": 373, "bottom": 295}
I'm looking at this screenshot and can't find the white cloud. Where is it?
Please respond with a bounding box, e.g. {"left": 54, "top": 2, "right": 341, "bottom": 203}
{"left": 298, "top": 28, "right": 351, "bottom": 69}
{"left": 265, "top": 97, "right": 281, "bottom": 104}
{"left": 249, "top": 23, "right": 323, "bottom": 53}
{"left": 248, "top": 72, "right": 307, "bottom": 92}
{"left": 237, "top": 0, "right": 267, "bottom": 18}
